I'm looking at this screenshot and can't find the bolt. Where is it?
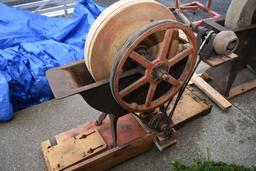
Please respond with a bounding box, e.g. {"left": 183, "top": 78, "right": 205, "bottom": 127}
{"left": 161, "top": 73, "right": 169, "bottom": 81}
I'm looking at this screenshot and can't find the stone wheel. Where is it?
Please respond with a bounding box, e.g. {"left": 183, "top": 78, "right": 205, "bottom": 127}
{"left": 84, "top": 0, "right": 176, "bottom": 81}
{"left": 225, "top": 0, "right": 256, "bottom": 70}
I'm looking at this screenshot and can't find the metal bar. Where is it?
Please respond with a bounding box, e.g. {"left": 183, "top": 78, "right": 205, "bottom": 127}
{"left": 41, "top": 8, "right": 74, "bottom": 17}
{"left": 172, "top": 0, "right": 222, "bottom": 26}
{"left": 63, "top": 0, "right": 68, "bottom": 17}
{"left": 206, "top": 0, "right": 212, "bottom": 9}
{"left": 14, "top": 0, "right": 63, "bottom": 9}
{"left": 175, "top": 0, "right": 180, "bottom": 9}
{"left": 36, "top": 3, "right": 75, "bottom": 15}
{"left": 12, "top": 0, "right": 76, "bottom": 17}
{"left": 34, "top": 0, "right": 53, "bottom": 12}
{"left": 175, "top": 9, "right": 192, "bottom": 25}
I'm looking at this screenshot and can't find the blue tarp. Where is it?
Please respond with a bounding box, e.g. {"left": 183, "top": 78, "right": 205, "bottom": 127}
{"left": 0, "top": 0, "right": 103, "bottom": 121}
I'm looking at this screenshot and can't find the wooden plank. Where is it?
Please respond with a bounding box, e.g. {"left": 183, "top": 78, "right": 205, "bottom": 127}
{"left": 66, "top": 134, "right": 154, "bottom": 171}
{"left": 41, "top": 140, "right": 52, "bottom": 171}
{"left": 228, "top": 79, "right": 256, "bottom": 99}
{"left": 171, "top": 87, "right": 212, "bottom": 126}
{"left": 41, "top": 87, "right": 212, "bottom": 171}
{"left": 43, "top": 129, "right": 107, "bottom": 171}
{"left": 203, "top": 53, "right": 238, "bottom": 67}
{"left": 191, "top": 74, "right": 232, "bottom": 111}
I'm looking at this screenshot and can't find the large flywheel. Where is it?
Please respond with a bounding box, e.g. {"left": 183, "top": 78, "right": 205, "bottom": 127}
{"left": 110, "top": 20, "right": 197, "bottom": 112}
{"left": 84, "top": 0, "right": 176, "bottom": 81}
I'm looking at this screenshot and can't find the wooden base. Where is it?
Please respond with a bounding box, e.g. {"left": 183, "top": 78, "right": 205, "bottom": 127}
{"left": 153, "top": 130, "right": 177, "bottom": 151}
{"left": 41, "top": 87, "right": 212, "bottom": 171}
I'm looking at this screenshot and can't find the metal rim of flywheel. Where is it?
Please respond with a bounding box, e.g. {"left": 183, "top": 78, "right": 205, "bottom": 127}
{"left": 110, "top": 20, "right": 197, "bottom": 112}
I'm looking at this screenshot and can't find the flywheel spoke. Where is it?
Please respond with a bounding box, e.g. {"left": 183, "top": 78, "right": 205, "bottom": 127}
{"left": 130, "top": 51, "right": 152, "bottom": 68}
{"left": 158, "top": 29, "right": 174, "bottom": 60}
{"left": 165, "top": 74, "right": 181, "bottom": 87}
{"left": 145, "top": 83, "right": 157, "bottom": 106}
{"left": 120, "top": 76, "right": 148, "bottom": 98}
{"left": 168, "top": 46, "right": 193, "bottom": 67}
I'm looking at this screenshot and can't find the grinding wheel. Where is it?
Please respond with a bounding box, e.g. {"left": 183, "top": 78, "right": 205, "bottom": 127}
{"left": 84, "top": 0, "right": 176, "bottom": 81}
{"left": 225, "top": 0, "right": 256, "bottom": 29}
{"left": 225, "top": 0, "right": 256, "bottom": 70}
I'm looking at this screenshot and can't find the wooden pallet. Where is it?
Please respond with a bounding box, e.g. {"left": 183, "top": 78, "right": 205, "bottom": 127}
{"left": 41, "top": 87, "right": 212, "bottom": 171}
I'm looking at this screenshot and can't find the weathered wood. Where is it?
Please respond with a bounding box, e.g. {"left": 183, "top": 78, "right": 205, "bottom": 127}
{"left": 41, "top": 87, "right": 212, "bottom": 171}
{"left": 170, "top": 86, "right": 212, "bottom": 126}
{"left": 41, "top": 140, "right": 53, "bottom": 171}
{"left": 203, "top": 53, "right": 238, "bottom": 67}
{"left": 67, "top": 134, "right": 154, "bottom": 171}
{"left": 228, "top": 79, "right": 256, "bottom": 99}
{"left": 153, "top": 130, "right": 177, "bottom": 151}
{"left": 42, "top": 129, "right": 107, "bottom": 171}
{"left": 192, "top": 74, "right": 232, "bottom": 111}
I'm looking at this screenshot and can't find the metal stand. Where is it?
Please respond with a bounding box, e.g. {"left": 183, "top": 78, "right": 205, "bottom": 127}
{"left": 203, "top": 19, "right": 256, "bottom": 96}
{"left": 173, "top": 0, "right": 221, "bottom": 25}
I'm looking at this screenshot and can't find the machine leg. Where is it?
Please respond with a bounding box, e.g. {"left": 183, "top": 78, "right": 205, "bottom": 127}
{"left": 95, "top": 113, "right": 108, "bottom": 126}
{"left": 109, "top": 114, "right": 118, "bottom": 148}
{"left": 206, "top": 62, "right": 240, "bottom": 96}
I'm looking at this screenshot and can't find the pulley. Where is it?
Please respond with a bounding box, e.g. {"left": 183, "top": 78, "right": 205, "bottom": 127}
{"left": 110, "top": 20, "right": 197, "bottom": 112}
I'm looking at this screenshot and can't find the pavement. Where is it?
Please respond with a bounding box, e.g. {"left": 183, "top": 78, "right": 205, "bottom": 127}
{"left": 0, "top": 0, "right": 256, "bottom": 171}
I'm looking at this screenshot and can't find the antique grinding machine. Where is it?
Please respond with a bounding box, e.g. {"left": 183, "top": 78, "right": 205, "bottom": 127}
{"left": 46, "top": 0, "right": 239, "bottom": 149}
{"left": 40, "top": 1, "right": 248, "bottom": 170}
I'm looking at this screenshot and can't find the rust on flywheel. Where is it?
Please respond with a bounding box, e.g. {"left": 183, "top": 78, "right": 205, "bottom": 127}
{"left": 110, "top": 20, "right": 197, "bottom": 112}
{"left": 84, "top": 0, "right": 176, "bottom": 81}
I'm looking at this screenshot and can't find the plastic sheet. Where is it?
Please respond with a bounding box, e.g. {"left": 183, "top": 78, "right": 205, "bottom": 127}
{"left": 0, "top": 0, "right": 103, "bottom": 121}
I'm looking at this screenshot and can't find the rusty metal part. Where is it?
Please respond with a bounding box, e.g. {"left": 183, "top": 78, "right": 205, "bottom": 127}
{"left": 110, "top": 20, "right": 197, "bottom": 112}
{"left": 84, "top": 0, "right": 176, "bottom": 81}
{"left": 213, "top": 30, "right": 239, "bottom": 55}
{"left": 173, "top": 0, "right": 222, "bottom": 25}
{"left": 203, "top": 17, "right": 256, "bottom": 96}
{"left": 192, "top": 24, "right": 238, "bottom": 58}
{"left": 201, "top": 0, "right": 256, "bottom": 96}
{"left": 46, "top": 61, "right": 129, "bottom": 115}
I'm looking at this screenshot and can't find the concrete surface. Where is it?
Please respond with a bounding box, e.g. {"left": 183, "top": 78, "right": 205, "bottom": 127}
{"left": 0, "top": 0, "right": 256, "bottom": 171}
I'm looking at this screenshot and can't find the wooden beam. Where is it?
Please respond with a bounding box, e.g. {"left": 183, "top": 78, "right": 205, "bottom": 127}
{"left": 228, "top": 79, "right": 256, "bottom": 99}
{"left": 191, "top": 74, "right": 232, "bottom": 111}
{"left": 41, "top": 87, "right": 212, "bottom": 171}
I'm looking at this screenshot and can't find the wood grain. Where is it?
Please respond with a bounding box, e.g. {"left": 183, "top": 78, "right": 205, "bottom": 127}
{"left": 41, "top": 87, "right": 212, "bottom": 171}
{"left": 228, "top": 79, "right": 256, "bottom": 99}
{"left": 192, "top": 74, "right": 232, "bottom": 111}
{"left": 203, "top": 53, "right": 238, "bottom": 67}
